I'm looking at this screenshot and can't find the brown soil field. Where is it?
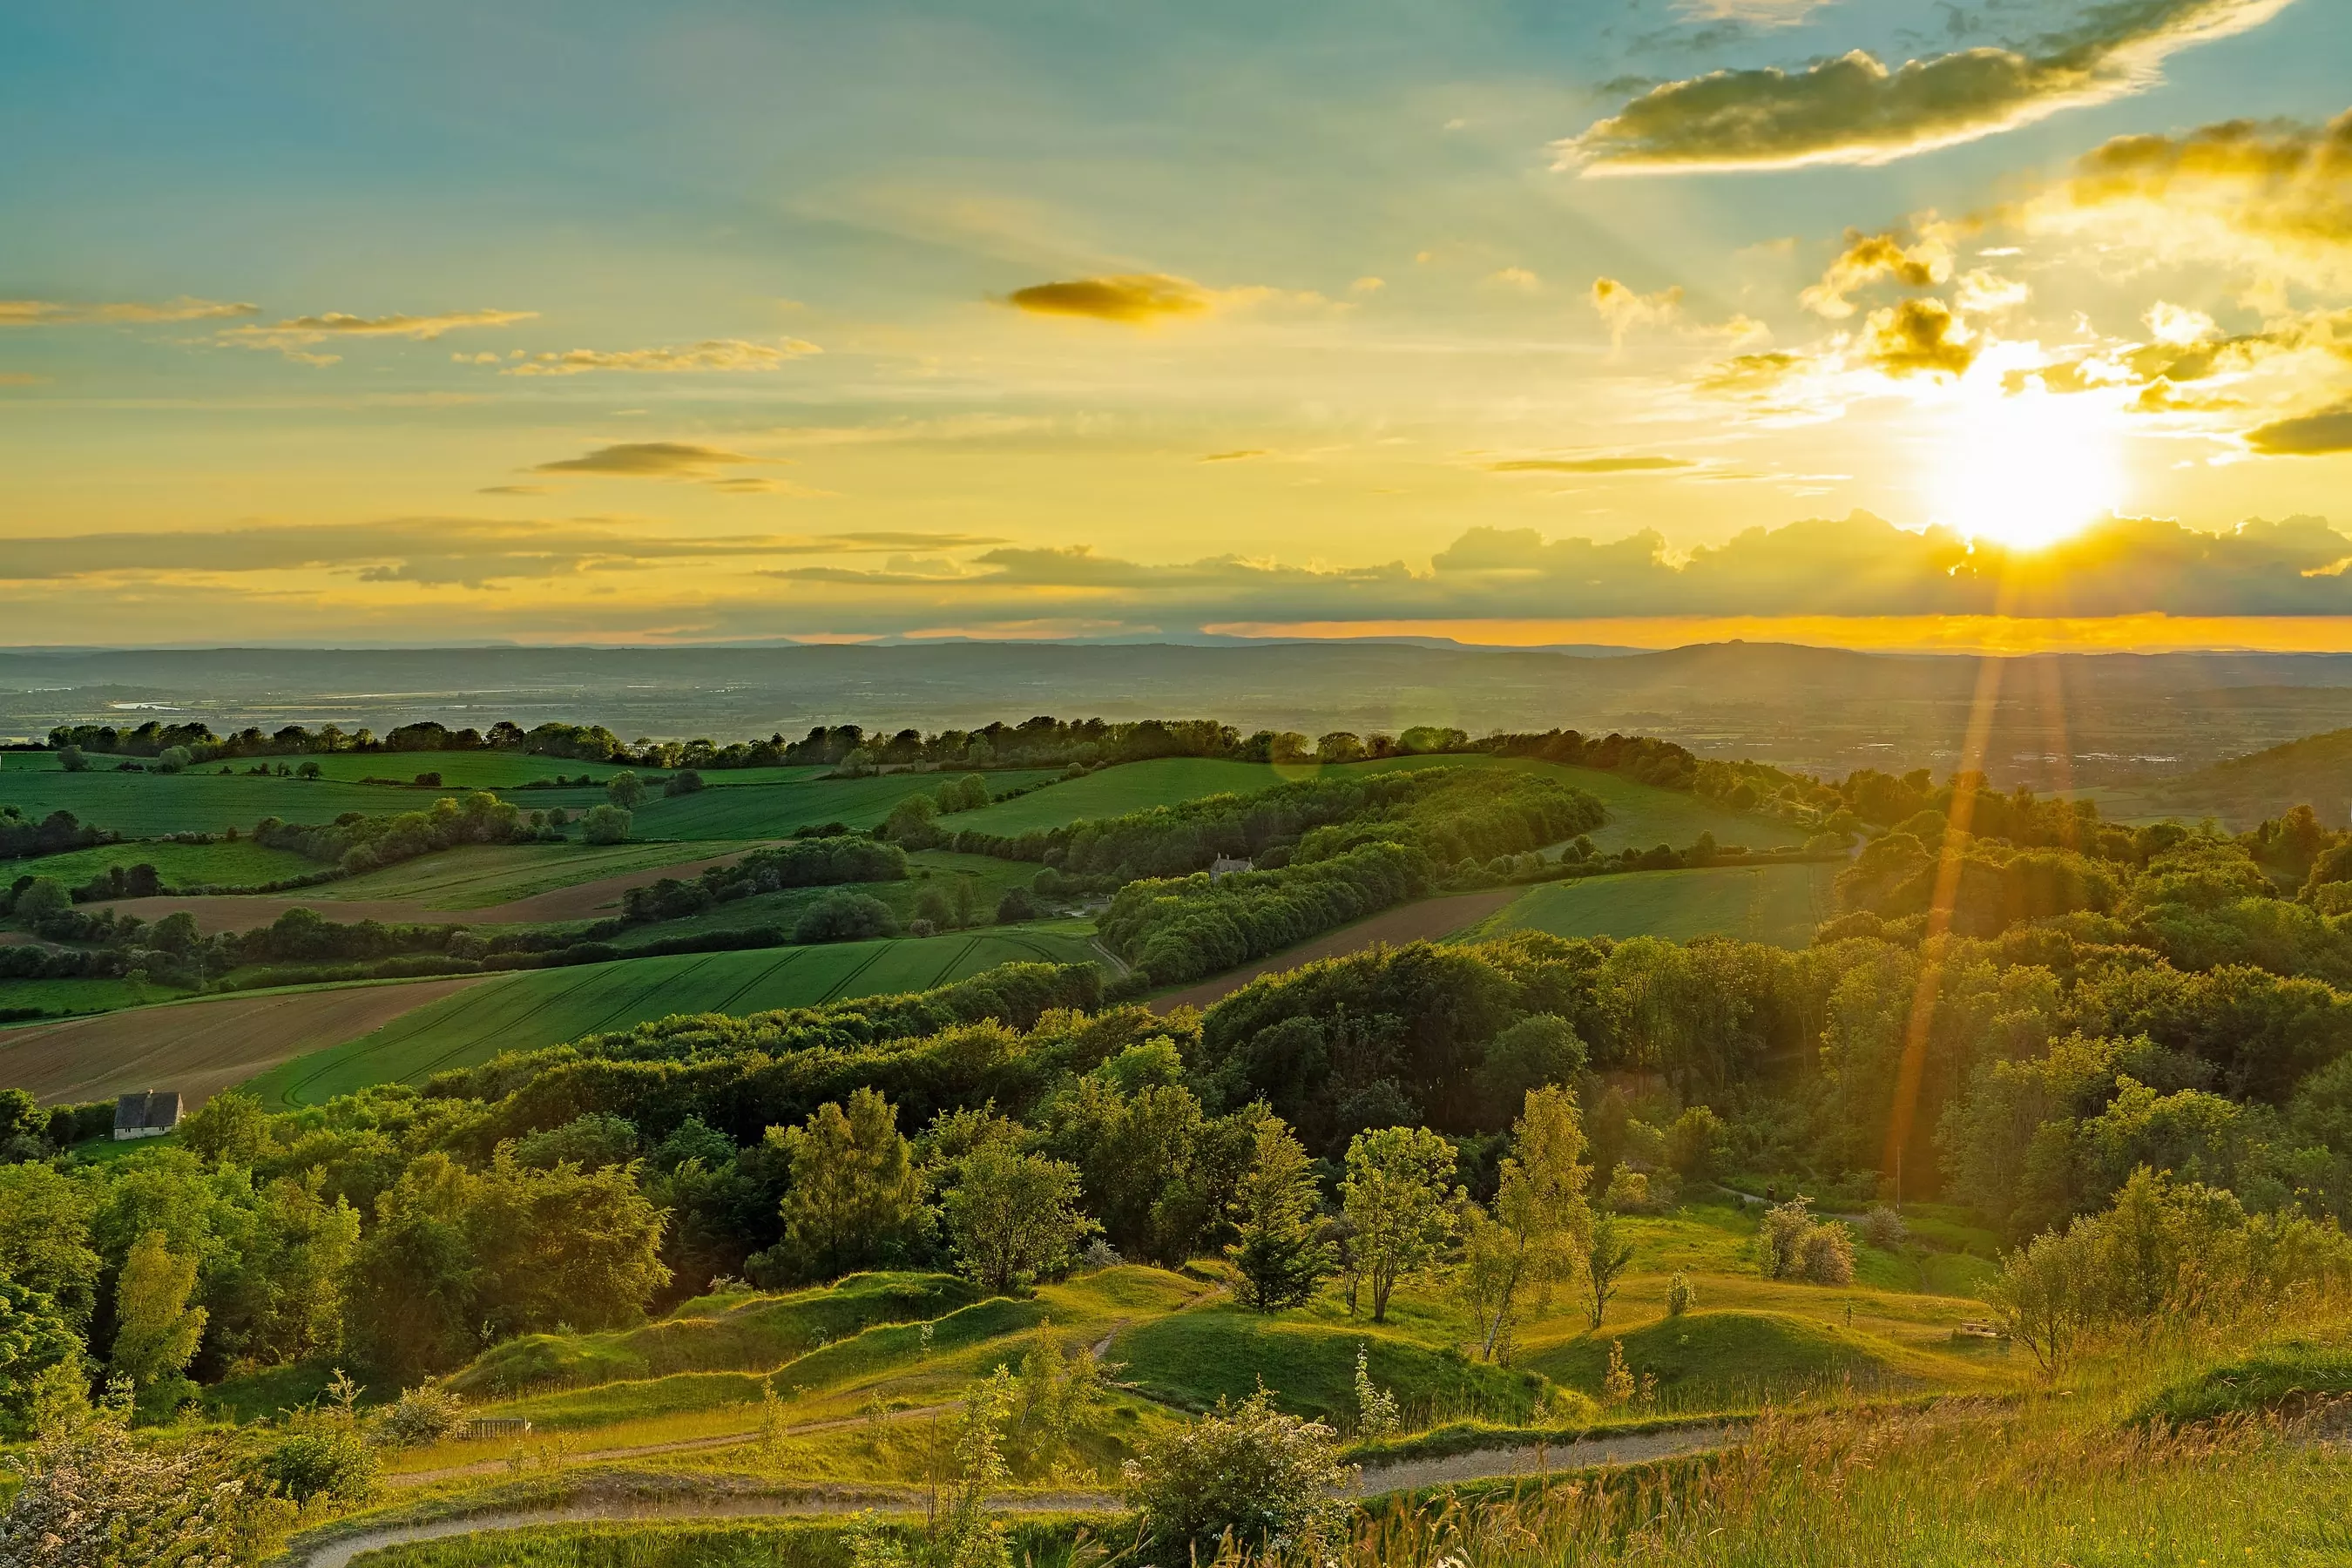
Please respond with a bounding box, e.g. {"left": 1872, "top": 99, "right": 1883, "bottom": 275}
{"left": 1148, "top": 889, "right": 1516, "bottom": 1013}
{"left": 93, "top": 844, "right": 771, "bottom": 935}
{"left": 0, "top": 976, "right": 487, "bottom": 1109}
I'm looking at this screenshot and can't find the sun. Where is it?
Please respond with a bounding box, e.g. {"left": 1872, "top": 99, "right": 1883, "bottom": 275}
{"left": 1927, "top": 382, "right": 2125, "bottom": 551}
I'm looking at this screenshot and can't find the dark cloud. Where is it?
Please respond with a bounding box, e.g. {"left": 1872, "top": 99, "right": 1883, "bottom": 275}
{"left": 1863, "top": 298, "right": 1977, "bottom": 378}
{"left": 1489, "top": 456, "right": 1696, "bottom": 474}
{"left": 1559, "top": 0, "right": 2294, "bottom": 174}
{"left": 760, "top": 512, "right": 2352, "bottom": 622}
{"left": 2247, "top": 404, "right": 2352, "bottom": 455}
{"left": 1004, "top": 274, "right": 1211, "bottom": 323}
{"left": 535, "top": 443, "right": 761, "bottom": 476}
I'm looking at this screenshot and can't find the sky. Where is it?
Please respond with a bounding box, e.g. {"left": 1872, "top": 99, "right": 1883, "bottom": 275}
{"left": 4, "top": 0, "right": 2352, "bottom": 650}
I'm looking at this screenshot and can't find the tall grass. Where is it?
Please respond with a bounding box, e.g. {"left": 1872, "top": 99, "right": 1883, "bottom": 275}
{"left": 1251, "top": 1396, "right": 2351, "bottom": 1568}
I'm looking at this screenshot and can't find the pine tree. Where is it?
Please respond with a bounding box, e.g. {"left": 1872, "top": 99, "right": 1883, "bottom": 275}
{"left": 1227, "top": 1119, "right": 1334, "bottom": 1312}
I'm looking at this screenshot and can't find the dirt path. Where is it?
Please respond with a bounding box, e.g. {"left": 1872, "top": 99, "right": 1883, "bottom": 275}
{"left": 285, "top": 1489, "right": 1123, "bottom": 1568}
{"left": 1150, "top": 890, "right": 1518, "bottom": 1012}
{"left": 292, "top": 1423, "right": 1745, "bottom": 1566}
{"left": 95, "top": 844, "right": 776, "bottom": 935}
{"left": 0, "top": 976, "right": 487, "bottom": 1108}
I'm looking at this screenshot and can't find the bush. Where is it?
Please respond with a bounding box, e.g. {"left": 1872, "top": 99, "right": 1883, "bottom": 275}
{"left": 1122, "top": 1386, "right": 1352, "bottom": 1553}
{"left": 1801, "top": 1222, "right": 1856, "bottom": 1284}
{"left": 55, "top": 746, "right": 86, "bottom": 773}
{"left": 262, "top": 1423, "right": 378, "bottom": 1504}
{"left": 1859, "top": 1204, "right": 1908, "bottom": 1251}
{"left": 795, "top": 892, "right": 899, "bottom": 944}
{"left": 578, "top": 803, "right": 632, "bottom": 844}
{"left": 1756, "top": 1196, "right": 1852, "bottom": 1283}
{"left": 665, "top": 769, "right": 705, "bottom": 797}
{"left": 996, "top": 887, "right": 1039, "bottom": 924}
{"left": 153, "top": 745, "right": 193, "bottom": 774}
{"left": 1666, "top": 1271, "right": 1696, "bottom": 1316}
{"left": 375, "top": 1385, "right": 467, "bottom": 1448}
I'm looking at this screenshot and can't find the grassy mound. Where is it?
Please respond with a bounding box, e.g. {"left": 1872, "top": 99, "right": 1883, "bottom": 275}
{"left": 2136, "top": 1336, "right": 2352, "bottom": 1425}
{"left": 1112, "top": 1305, "right": 1544, "bottom": 1426}
{"left": 446, "top": 1273, "right": 975, "bottom": 1398}
{"left": 1523, "top": 1309, "right": 1973, "bottom": 1409}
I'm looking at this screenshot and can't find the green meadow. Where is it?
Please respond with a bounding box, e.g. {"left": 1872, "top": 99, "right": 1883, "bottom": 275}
{"left": 11, "top": 835, "right": 317, "bottom": 889}
{"left": 243, "top": 922, "right": 1101, "bottom": 1107}
{"left": 1468, "top": 861, "right": 1840, "bottom": 949}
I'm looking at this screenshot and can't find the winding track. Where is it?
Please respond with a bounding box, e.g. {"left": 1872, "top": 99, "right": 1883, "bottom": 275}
{"left": 281, "top": 1423, "right": 1743, "bottom": 1566}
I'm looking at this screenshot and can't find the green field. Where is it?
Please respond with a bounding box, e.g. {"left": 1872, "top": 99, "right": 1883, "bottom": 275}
{"left": 622, "top": 768, "right": 1060, "bottom": 840}
{"left": 243, "top": 922, "right": 1103, "bottom": 1107}
{"left": 1469, "top": 862, "right": 1839, "bottom": 949}
{"left": 315, "top": 839, "right": 765, "bottom": 911}
{"left": 945, "top": 754, "right": 1808, "bottom": 854}
{"left": 0, "top": 767, "right": 604, "bottom": 839}
{"left": 613, "top": 849, "right": 1042, "bottom": 947}
{"left": 11, "top": 836, "right": 317, "bottom": 890}
{"left": 0, "top": 974, "right": 187, "bottom": 1020}
{"left": 294, "top": 752, "right": 630, "bottom": 787}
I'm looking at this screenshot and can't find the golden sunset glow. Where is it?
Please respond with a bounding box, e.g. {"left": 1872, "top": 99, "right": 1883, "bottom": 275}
{"left": 1928, "top": 383, "right": 2129, "bottom": 552}
{"left": 0, "top": 3, "right": 2349, "bottom": 649}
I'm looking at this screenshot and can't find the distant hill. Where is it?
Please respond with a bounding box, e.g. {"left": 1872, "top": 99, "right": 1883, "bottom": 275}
{"left": 8, "top": 639, "right": 2352, "bottom": 789}
{"left": 2100, "top": 727, "right": 2352, "bottom": 829}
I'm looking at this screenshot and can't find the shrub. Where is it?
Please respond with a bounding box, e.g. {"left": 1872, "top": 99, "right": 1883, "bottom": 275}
{"left": 578, "top": 803, "right": 632, "bottom": 844}
{"left": 665, "top": 769, "right": 705, "bottom": 797}
{"left": 1122, "top": 1386, "right": 1351, "bottom": 1553}
{"left": 375, "top": 1385, "right": 467, "bottom": 1448}
{"left": 55, "top": 746, "right": 86, "bottom": 773}
{"left": 1801, "top": 1222, "right": 1856, "bottom": 1284}
{"left": 996, "top": 887, "right": 1039, "bottom": 924}
{"left": 1666, "top": 1271, "right": 1696, "bottom": 1316}
{"left": 153, "top": 746, "right": 193, "bottom": 774}
{"left": 795, "top": 892, "right": 899, "bottom": 944}
{"left": 1860, "top": 1204, "right": 1909, "bottom": 1251}
{"left": 262, "top": 1423, "right": 378, "bottom": 1504}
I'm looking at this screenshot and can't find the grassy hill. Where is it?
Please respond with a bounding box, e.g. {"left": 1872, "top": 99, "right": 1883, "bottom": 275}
{"left": 241, "top": 923, "right": 1101, "bottom": 1107}
{"left": 1519, "top": 1308, "right": 1996, "bottom": 1411}
{"left": 948, "top": 754, "right": 1808, "bottom": 855}
{"left": 2098, "top": 727, "right": 2352, "bottom": 829}
{"left": 1463, "top": 862, "right": 1839, "bottom": 950}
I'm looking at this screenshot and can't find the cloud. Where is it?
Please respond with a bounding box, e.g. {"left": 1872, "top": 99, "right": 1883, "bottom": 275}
{"left": 0, "top": 519, "right": 1003, "bottom": 589}
{"left": 2032, "top": 109, "right": 2352, "bottom": 290}
{"left": 1591, "top": 277, "right": 1684, "bottom": 343}
{"left": 0, "top": 373, "right": 45, "bottom": 387}
{"left": 220, "top": 308, "right": 535, "bottom": 362}
{"left": 751, "top": 512, "right": 2352, "bottom": 623}
{"left": 502, "top": 338, "right": 821, "bottom": 376}
{"left": 533, "top": 442, "right": 763, "bottom": 476}
{"left": 477, "top": 484, "right": 554, "bottom": 496}
{"left": 1004, "top": 274, "right": 1212, "bottom": 323}
{"left": 1558, "top": 0, "right": 2297, "bottom": 174}
{"left": 1862, "top": 298, "right": 1977, "bottom": 377}
{"left": 1490, "top": 267, "right": 1543, "bottom": 291}
{"left": 1488, "top": 456, "right": 1697, "bottom": 474}
{"left": 2246, "top": 404, "right": 2352, "bottom": 455}
{"left": 1676, "top": 0, "right": 1828, "bottom": 22}
{"left": 1801, "top": 226, "right": 1955, "bottom": 318}
{"left": 0, "top": 297, "right": 258, "bottom": 327}
{"left": 1200, "top": 449, "right": 1269, "bottom": 463}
